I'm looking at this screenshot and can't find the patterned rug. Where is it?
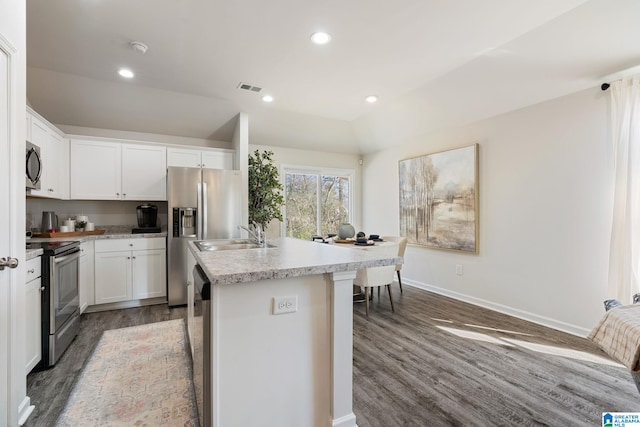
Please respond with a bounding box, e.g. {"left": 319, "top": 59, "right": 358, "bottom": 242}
{"left": 56, "top": 319, "right": 198, "bottom": 426}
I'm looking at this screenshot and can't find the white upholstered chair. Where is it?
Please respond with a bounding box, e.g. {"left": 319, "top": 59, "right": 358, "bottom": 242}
{"left": 382, "top": 236, "right": 408, "bottom": 293}
{"left": 353, "top": 245, "right": 397, "bottom": 316}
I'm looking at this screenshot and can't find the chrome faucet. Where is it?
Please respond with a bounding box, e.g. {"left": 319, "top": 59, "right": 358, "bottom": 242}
{"left": 238, "top": 222, "right": 266, "bottom": 247}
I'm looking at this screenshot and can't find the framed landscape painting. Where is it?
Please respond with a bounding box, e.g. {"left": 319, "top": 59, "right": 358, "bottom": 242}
{"left": 399, "top": 144, "right": 478, "bottom": 253}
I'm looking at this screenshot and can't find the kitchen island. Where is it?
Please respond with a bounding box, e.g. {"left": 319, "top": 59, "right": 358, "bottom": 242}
{"left": 188, "top": 237, "right": 402, "bottom": 427}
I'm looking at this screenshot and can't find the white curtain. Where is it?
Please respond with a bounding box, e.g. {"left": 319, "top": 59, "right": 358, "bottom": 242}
{"left": 608, "top": 75, "right": 640, "bottom": 303}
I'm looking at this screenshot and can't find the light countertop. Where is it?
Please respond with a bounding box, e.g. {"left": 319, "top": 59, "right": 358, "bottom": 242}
{"left": 29, "top": 225, "right": 167, "bottom": 244}
{"left": 26, "top": 226, "right": 167, "bottom": 260}
{"left": 189, "top": 237, "right": 402, "bottom": 286}
{"left": 25, "top": 248, "right": 43, "bottom": 260}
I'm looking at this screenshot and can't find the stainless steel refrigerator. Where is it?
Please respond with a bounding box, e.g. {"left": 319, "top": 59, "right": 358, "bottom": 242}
{"left": 167, "top": 167, "right": 243, "bottom": 306}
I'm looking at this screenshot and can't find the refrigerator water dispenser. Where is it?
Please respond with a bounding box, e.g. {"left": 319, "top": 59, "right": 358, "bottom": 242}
{"left": 173, "top": 207, "right": 197, "bottom": 237}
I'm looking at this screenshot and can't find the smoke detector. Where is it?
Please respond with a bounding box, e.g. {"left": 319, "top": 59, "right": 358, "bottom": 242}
{"left": 130, "top": 41, "right": 148, "bottom": 54}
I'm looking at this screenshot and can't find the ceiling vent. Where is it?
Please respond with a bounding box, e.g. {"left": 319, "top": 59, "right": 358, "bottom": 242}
{"left": 237, "top": 82, "right": 263, "bottom": 93}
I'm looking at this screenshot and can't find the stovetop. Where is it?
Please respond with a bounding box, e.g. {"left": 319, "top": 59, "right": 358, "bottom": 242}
{"left": 26, "top": 240, "right": 80, "bottom": 255}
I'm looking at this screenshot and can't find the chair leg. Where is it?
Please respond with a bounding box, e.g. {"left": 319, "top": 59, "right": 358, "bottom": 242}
{"left": 377, "top": 287, "right": 380, "bottom": 300}
{"left": 387, "top": 284, "right": 395, "bottom": 312}
{"left": 365, "top": 287, "right": 369, "bottom": 316}
{"left": 397, "top": 270, "right": 403, "bottom": 293}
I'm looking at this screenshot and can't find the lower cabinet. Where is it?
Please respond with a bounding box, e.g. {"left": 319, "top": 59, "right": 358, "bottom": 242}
{"left": 79, "top": 241, "right": 95, "bottom": 313}
{"left": 25, "top": 256, "right": 42, "bottom": 374}
{"left": 94, "top": 238, "right": 166, "bottom": 305}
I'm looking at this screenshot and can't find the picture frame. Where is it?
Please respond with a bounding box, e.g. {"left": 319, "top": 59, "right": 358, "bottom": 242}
{"left": 399, "top": 143, "right": 479, "bottom": 253}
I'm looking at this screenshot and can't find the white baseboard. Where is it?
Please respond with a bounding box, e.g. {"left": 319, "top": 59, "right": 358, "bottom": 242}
{"left": 17, "top": 396, "right": 34, "bottom": 426}
{"left": 403, "top": 278, "right": 591, "bottom": 338}
{"left": 332, "top": 412, "right": 357, "bottom": 427}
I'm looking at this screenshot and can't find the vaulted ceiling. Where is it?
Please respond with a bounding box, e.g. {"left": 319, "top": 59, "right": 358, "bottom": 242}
{"left": 26, "top": 0, "right": 640, "bottom": 154}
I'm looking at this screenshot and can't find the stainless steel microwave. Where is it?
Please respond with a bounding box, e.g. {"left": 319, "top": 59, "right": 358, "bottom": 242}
{"left": 26, "top": 141, "right": 42, "bottom": 190}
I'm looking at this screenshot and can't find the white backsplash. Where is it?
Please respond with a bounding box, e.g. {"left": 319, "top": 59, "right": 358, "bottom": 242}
{"left": 26, "top": 199, "right": 168, "bottom": 231}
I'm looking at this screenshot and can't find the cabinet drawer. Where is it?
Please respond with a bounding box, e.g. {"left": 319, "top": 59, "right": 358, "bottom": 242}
{"left": 95, "top": 237, "right": 166, "bottom": 253}
{"left": 25, "top": 257, "right": 41, "bottom": 283}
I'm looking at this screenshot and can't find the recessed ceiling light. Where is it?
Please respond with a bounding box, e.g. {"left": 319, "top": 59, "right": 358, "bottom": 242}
{"left": 310, "top": 32, "right": 331, "bottom": 45}
{"left": 262, "top": 95, "right": 274, "bottom": 103}
{"left": 366, "top": 95, "right": 378, "bottom": 103}
{"left": 118, "top": 68, "right": 134, "bottom": 79}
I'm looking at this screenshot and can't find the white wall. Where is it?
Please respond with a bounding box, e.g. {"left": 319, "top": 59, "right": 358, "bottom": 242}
{"left": 362, "top": 87, "right": 613, "bottom": 336}
{"left": 249, "top": 144, "right": 362, "bottom": 239}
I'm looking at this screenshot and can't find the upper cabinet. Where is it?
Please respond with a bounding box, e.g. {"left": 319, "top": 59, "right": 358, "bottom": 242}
{"left": 167, "top": 147, "right": 234, "bottom": 170}
{"left": 27, "top": 108, "right": 69, "bottom": 199}
{"left": 121, "top": 144, "right": 167, "bottom": 200}
{"left": 70, "top": 139, "right": 167, "bottom": 201}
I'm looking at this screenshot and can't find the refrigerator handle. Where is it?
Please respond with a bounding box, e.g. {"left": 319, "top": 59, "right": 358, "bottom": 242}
{"left": 197, "top": 182, "right": 203, "bottom": 239}
{"left": 202, "top": 182, "right": 208, "bottom": 240}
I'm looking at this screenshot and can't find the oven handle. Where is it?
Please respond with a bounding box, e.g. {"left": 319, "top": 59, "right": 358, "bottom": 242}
{"left": 53, "top": 250, "right": 80, "bottom": 264}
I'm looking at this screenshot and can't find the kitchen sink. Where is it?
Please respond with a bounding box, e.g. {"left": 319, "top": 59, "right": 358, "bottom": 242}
{"left": 194, "top": 239, "right": 275, "bottom": 251}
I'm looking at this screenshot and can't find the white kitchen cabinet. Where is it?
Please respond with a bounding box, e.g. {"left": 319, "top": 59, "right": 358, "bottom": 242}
{"left": 94, "top": 251, "right": 132, "bottom": 304}
{"left": 25, "top": 257, "right": 42, "bottom": 373}
{"left": 121, "top": 144, "right": 167, "bottom": 200}
{"left": 167, "top": 147, "right": 234, "bottom": 170}
{"left": 27, "top": 108, "right": 68, "bottom": 199}
{"left": 70, "top": 139, "right": 166, "bottom": 200}
{"left": 70, "top": 139, "right": 121, "bottom": 200}
{"left": 132, "top": 249, "right": 166, "bottom": 299}
{"left": 79, "top": 240, "right": 95, "bottom": 313}
{"left": 94, "top": 238, "right": 166, "bottom": 305}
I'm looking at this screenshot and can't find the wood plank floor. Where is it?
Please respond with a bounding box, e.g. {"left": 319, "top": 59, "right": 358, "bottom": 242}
{"left": 25, "top": 286, "right": 640, "bottom": 426}
{"left": 353, "top": 285, "right": 640, "bottom": 426}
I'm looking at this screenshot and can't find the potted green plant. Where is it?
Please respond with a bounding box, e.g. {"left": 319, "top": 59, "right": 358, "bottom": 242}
{"left": 248, "top": 149, "right": 284, "bottom": 231}
{"left": 75, "top": 220, "right": 87, "bottom": 231}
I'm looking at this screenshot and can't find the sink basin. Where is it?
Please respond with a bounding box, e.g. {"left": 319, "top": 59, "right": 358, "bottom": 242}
{"left": 194, "top": 239, "right": 275, "bottom": 252}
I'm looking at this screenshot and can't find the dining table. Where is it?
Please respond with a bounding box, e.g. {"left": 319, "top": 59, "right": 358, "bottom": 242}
{"left": 325, "top": 238, "right": 400, "bottom": 302}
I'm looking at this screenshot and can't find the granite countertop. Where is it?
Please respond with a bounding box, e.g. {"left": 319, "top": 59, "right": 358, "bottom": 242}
{"left": 25, "top": 248, "right": 43, "bottom": 260}
{"left": 29, "top": 225, "right": 167, "bottom": 244}
{"left": 189, "top": 237, "right": 402, "bottom": 286}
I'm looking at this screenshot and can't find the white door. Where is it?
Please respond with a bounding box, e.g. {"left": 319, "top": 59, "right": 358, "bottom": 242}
{"left": 0, "top": 38, "right": 10, "bottom": 427}
{"left": 0, "top": 34, "right": 25, "bottom": 425}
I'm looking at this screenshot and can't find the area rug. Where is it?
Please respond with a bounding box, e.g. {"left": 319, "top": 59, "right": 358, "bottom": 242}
{"left": 56, "top": 319, "right": 198, "bottom": 426}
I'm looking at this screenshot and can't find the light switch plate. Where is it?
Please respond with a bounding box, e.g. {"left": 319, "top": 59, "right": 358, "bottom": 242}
{"left": 273, "top": 296, "right": 298, "bottom": 315}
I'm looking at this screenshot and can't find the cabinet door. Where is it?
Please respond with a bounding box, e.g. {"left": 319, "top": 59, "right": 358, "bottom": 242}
{"left": 79, "top": 241, "right": 95, "bottom": 313}
{"left": 46, "top": 132, "right": 65, "bottom": 198}
{"left": 27, "top": 116, "right": 49, "bottom": 197}
{"left": 167, "top": 147, "right": 202, "bottom": 168}
{"left": 121, "top": 144, "right": 167, "bottom": 200}
{"left": 70, "top": 139, "right": 122, "bottom": 200}
{"left": 28, "top": 114, "right": 67, "bottom": 199}
{"left": 132, "top": 249, "right": 166, "bottom": 299}
{"left": 25, "top": 277, "right": 42, "bottom": 373}
{"left": 202, "top": 150, "right": 234, "bottom": 170}
{"left": 94, "top": 251, "right": 132, "bottom": 304}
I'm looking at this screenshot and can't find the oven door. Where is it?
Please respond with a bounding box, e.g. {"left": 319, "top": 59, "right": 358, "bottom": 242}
{"left": 50, "top": 249, "right": 80, "bottom": 333}
{"left": 26, "top": 141, "right": 42, "bottom": 190}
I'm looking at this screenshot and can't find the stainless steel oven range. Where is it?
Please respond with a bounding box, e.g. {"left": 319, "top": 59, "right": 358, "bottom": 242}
{"left": 27, "top": 240, "right": 81, "bottom": 369}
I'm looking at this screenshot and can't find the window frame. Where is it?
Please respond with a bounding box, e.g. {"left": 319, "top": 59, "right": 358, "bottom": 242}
{"left": 281, "top": 164, "right": 355, "bottom": 239}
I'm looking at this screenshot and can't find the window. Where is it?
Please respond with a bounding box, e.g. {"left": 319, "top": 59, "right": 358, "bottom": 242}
{"left": 283, "top": 167, "right": 353, "bottom": 240}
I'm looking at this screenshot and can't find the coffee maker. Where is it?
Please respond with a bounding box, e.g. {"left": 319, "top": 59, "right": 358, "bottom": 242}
{"left": 132, "top": 204, "right": 161, "bottom": 234}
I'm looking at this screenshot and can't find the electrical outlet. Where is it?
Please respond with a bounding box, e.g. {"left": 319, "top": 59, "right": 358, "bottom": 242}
{"left": 455, "top": 264, "right": 463, "bottom": 276}
{"left": 273, "top": 296, "right": 298, "bottom": 315}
